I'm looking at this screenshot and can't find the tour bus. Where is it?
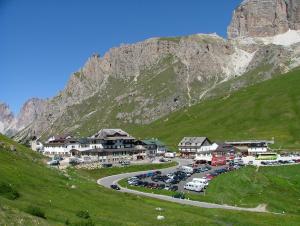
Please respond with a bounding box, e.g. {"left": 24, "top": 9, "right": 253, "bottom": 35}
{"left": 256, "top": 153, "right": 278, "bottom": 160}
{"left": 184, "top": 182, "right": 204, "bottom": 192}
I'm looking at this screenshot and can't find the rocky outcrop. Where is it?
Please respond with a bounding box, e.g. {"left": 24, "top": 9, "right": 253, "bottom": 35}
{"left": 15, "top": 98, "right": 46, "bottom": 131}
{"left": 0, "top": 103, "right": 14, "bottom": 135}
{"left": 228, "top": 0, "right": 300, "bottom": 39}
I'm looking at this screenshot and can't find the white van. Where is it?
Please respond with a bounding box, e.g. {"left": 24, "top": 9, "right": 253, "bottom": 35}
{"left": 164, "top": 152, "right": 176, "bottom": 158}
{"left": 192, "top": 178, "right": 209, "bottom": 187}
{"left": 181, "top": 166, "right": 194, "bottom": 174}
{"left": 184, "top": 182, "right": 204, "bottom": 192}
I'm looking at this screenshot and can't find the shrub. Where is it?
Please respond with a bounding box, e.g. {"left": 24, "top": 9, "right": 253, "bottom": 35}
{"left": 71, "top": 219, "right": 95, "bottom": 226}
{"left": 0, "top": 183, "right": 20, "bottom": 200}
{"left": 26, "top": 205, "right": 46, "bottom": 219}
{"left": 76, "top": 210, "right": 90, "bottom": 219}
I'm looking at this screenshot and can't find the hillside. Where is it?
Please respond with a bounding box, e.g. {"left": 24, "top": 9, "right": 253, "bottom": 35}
{"left": 1, "top": 135, "right": 300, "bottom": 225}
{"left": 129, "top": 68, "right": 300, "bottom": 150}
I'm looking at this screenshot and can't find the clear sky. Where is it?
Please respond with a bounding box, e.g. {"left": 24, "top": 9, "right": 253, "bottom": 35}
{"left": 0, "top": 0, "right": 242, "bottom": 114}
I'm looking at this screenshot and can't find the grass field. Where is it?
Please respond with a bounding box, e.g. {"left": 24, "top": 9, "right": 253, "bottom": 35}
{"left": 128, "top": 68, "right": 300, "bottom": 150}
{"left": 119, "top": 165, "right": 300, "bottom": 215}
{"left": 1, "top": 135, "right": 300, "bottom": 225}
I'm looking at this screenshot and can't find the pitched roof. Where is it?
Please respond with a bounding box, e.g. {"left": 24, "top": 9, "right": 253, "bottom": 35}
{"left": 142, "top": 139, "right": 165, "bottom": 146}
{"left": 91, "top": 128, "right": 134, "bottom": 140}
{"left": 178, "top": 137, "right": 210, "bottom": 146}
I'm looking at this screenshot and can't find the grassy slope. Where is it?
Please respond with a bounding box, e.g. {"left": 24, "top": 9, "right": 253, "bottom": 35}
{"left": 200, "top": 165, "right": 300, "bottom": 214}
{"left": 120, "top": 165, "right": 300, "bottom": 214}
{"left": 1, "top": 135, "right": 299, "bottom": 225}
{"left": 129, "top": 68, "right": 300, "bottom": 150}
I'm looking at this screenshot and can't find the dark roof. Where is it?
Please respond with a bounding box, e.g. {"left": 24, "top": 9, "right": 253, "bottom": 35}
{"left": 142, "top": 139, "right": 165, "bottom": 146}
{"left": 91, "top": 129, "right": 135, "bottom": 140}
{"left": 178, "top": 137, "right": 210, "bottom": 146}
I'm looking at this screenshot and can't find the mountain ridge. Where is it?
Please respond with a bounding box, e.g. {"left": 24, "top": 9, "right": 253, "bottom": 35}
{"left": 1, "top": 0, "right": 300, "bottom": 142}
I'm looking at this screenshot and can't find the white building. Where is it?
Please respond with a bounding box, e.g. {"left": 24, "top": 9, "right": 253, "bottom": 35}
{"left": 178, "top": 137, "right": 217, "bottom": 158}
{"left": 43, "top": 137, "right": 103, "bottom": 156}
{"left": 225, "top": 140, "right": 273, "bottom": 155}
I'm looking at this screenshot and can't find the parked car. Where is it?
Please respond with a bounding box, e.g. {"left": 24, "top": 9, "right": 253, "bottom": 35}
{"left": 170, "top": 185, "right": 178, "bottom": 191}
{"left": 69, "top": 157, "right": 83, "bottom": 165}
{"left": 110, "top": 184, "right": 120, "bottom": 190}
{"left": 120, "top": 160, "right": 130, "bottom": 166}
{"left": 53, "top": 156, "right": 64, "bottom": 161}
{"left": 102, "top": 163, "right": 113, "bottom": 168}
{"left": 158, "top": 184, "right": 165, "bottom": 189}
{"left": 155, "top": 171, "right": 162, "bottom": 175}
{"left": 204, "top": 174, "right": 214, "bottom": 181}
{"left": 47, "top": 159, "right": 60, "bottom": 166}
{"left": 184, "top": 182, "right": 204, "bottom": 192}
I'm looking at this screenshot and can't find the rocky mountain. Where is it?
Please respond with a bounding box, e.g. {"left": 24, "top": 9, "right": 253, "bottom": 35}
{"left": 0, "top": 103, "right": 14, "bottom": 135}
{"left": 3, "top": 0, "right": 300, "bottom": 142}
{"left": 228, "top": 0, "right": 300, "bottom": 39}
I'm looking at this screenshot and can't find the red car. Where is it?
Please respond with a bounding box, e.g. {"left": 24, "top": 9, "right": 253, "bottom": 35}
{"left": 204, "top": 174, "right": 214, "bottom": 181}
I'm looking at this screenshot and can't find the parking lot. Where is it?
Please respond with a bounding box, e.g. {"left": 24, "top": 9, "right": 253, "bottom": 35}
{"left": 125, "top": 163, "right": 233, "bottom": 195}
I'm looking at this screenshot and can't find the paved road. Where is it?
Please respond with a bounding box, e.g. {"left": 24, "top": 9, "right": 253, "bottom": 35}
{"left": 97, "top": 159, "right": 267, "bottom": 213}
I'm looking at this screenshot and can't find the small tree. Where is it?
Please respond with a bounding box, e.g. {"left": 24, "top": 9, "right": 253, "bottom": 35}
{"left": 26, "top": 205, "right": 46, "bottom": 219}
{"left": 76, "top": 210, "right": 90, "bottom": 219}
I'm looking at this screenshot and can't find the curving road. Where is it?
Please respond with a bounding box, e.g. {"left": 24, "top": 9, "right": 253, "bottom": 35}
{"left": 97, "top": 159, "right": 267, "bottom": 213}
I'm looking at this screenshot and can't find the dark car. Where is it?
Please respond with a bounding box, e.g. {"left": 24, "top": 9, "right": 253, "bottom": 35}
{"left": 155, "top": 171, "right": 162, "bottom": 175}
{"left": 103, "top": 163, "right": 113, "bottom": 168}
{"left": 142, "top": 181, "right": 149, "bottom": 187}
{"left": 210, "top": 172, "right": 219, "bottom": 177}
{"left": 110, "top": 184, "right": 120, "bottom": 190}
{"left": 170, "top": 185, "right": 178, "bottom": 191}
{"left": 158, "top": 184, "right": 165, "bottom": 189}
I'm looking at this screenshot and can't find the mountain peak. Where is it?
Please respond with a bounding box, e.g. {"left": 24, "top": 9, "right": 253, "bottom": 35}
{"left": 228, "top": 0, "right": 300, "bottom": 39}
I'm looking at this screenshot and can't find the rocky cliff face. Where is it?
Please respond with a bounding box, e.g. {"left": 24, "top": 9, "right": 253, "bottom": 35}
{"left": 0, "top": 103, "right": 15, "bottom": 135}
{"left": 228, "top": 0, "right": 300, "bottom": 39}
{"left": 4, "top": 0, "right": 300, "bottom": 142}
{"left": 14, "top": 34, "right": 256, "bottom": 141}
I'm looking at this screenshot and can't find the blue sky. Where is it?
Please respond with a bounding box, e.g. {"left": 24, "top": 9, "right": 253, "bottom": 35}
{"left": 0, "top": 0, "right": 242, "bottom": 114}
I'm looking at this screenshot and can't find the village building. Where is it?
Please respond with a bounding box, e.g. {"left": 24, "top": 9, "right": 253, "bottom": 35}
{"left": 194, "top": 142, "right": 236, "bottom": 164}
{"left": 43, "top": 135, "right": 101, "bottom": 156}
{"left": 178, "top": 137, "right": 217, "bottom": 158}
{"left": 72, "top": 129, "right": 147, "bottom": 163}
{"left": 224, "top": 140, "right": 274, "bottom": 155}
{"left": 142, "top": 139, "right": 168, "bottom": 157}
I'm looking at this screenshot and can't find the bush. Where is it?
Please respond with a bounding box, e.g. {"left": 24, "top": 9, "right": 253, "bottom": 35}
{"left": 0, "top": 183, "right": 20, "bottom": 200}
{"left": 71, "top": 219, "right": 95, "bottom": 226}
{"left": 76, "top": 210, "right": 90, "bottom": 219}
{"left": 26, "top": 205, "right": 46, "bottom": 219}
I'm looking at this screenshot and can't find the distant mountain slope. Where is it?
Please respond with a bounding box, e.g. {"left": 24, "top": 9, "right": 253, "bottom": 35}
{"left": 128, "top": 68, "right": 300, "bottom": 150}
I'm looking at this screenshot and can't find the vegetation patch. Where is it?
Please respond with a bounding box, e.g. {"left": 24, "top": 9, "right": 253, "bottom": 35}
{"left": 76, "top": 210, "right": 90, "bottom": 219}
{"left": 0, "top": 183, "right": 20, "bottom": 200}
{"left": 26, "top": 205, "right": 46, "bottom": 219}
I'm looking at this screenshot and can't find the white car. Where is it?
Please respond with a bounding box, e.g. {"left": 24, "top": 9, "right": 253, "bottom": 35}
{"left": 184, "top": 182, "right": 204, "bottom": 192}
{"left": 47, "top": 159, "right": 60, "bottom": 166}
{"left": 192, "top": 178, "right": 209, "bottom": 187}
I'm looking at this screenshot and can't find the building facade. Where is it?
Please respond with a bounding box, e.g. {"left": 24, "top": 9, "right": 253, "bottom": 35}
{"left": 178, "top": 137, "right": 217, "bottom": 158}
